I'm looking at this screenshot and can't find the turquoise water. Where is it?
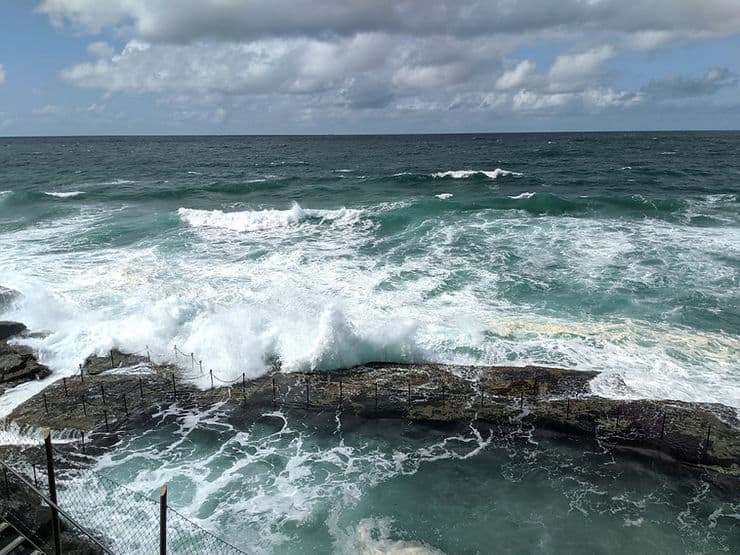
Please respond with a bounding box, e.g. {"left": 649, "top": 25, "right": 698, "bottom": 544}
{"left": 65, "top": 404, "right": 737, "bottom": 554}
{"left": 1, "top": 133, "right": 739, "bottom": 553}
{"left": 1, "top": 133, "right": 738, "bottom": 407}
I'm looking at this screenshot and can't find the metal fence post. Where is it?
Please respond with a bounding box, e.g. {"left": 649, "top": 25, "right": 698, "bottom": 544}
{"left": 210, "top": 369, "right": 214, "bottom": 390}
{"left": 32, "top": 464, "right": 38, "bottom": 488}
{"left": 160, "top": 485, "right": 167, "bottom": 555}
{"left": 100, "top": 383, "right": 107, "bottom": 406}
{"left": 63, "top": 377, "right": 68, "bottom": 397}
{"left": 43, "top": 393, "right": 49, "bottom": 415}
{"left": 242, "top": 373, "right": 246, "bottom": 399}
{"left": 172, "top": 373, "right": 177, "bottom": 399}
{"left": 80, "top": 363, "right": 84, "bottom": 383}
{"left": 146, "top": 345, "right": 151, "bottom": 362}
{"left": 110, "top": 349, "right": 114, "bottom": 369}
{"left": 81, "top": 431, "right": 85, "bottom": 454}
{"left": 44, "top": 430, "right": 62, "bottom": 555}
{"left": 660, "top": 411, "right": 666, "bottom": 440}
{"left": 104, "top": 410, "right": 110, "bottom": 433}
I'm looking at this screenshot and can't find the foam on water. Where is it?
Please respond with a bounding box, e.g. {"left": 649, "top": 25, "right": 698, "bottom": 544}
{"left": 431, "top": 169, "right": 523, "bottom": 179}
{"left": 178, "top": 202, "right": 364, "bottom": 233}
{"left": 434, "top": 193, "right": 453, "bottom": 200}
{"left": 0, "top": 194, "right": 738, "bottom": 412}
{"left": 509, "top": 192, "right": 536, "bottom": 199}
{"left": 44, "top": 191, "right": 85, "bottom": 198}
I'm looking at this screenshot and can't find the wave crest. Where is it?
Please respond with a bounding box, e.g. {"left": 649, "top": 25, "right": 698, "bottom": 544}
{"left": 432, "top": 169, "right": 523, "bottom": 179}
{"left": 178, "top": 202, "right": 364, "bottom": 232}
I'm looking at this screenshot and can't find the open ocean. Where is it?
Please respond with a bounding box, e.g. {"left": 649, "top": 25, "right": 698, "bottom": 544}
{"left": 1, "top": 132, "right": 739, "bottom": 552}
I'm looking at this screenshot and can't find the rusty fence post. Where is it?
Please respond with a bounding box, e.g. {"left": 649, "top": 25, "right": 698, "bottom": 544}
{"left": 43, "top": 393, "right": 49, "bottom": 415}
{"left": 44, "top": 429, "right": 62, "bottom": 555}
{"left": 160, "top": 484, "right": 167, "bottom": 555}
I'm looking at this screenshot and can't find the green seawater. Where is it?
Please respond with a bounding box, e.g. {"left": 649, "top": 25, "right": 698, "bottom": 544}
{"left": 1, "top": 133, "right": 739, "bottom": 552}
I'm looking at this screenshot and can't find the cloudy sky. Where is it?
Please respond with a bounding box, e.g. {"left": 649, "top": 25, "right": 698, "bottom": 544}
{"left": 1, "top": 0, "right": 739, "bottom": 135}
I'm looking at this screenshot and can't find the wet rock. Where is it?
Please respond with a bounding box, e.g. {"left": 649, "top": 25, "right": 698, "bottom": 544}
{"left": 83, "top": 348, "right": 149, "bottom": 375}
{"left": 0, "top": 321, "right": 26, "bottom": 340}
{"left": 0, "top": 338, "right": 50, "bottom": 385}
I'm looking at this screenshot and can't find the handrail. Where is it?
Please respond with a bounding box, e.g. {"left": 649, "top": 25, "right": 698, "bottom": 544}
{"left": 0, "top": 460, "right": 113, "bottom": 554}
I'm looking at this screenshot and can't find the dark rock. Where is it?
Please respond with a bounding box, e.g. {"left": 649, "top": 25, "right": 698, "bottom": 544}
{"left": 0, "top": 321, "right": 26, "bottom": 340}
{"left": 0, "top": 338, "right": 51, "bottom": 385}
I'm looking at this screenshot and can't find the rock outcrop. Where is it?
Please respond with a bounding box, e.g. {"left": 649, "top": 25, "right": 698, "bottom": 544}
{"left": 0, "top": 322, "right": 50, "bottom": 390}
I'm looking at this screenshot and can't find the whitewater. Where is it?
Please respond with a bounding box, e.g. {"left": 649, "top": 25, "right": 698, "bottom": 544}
{"left": 0, "top": 133, "right": 738, "bottom": 415}
{"left": 1, "top": 133, "right": 739, "bottom": 554}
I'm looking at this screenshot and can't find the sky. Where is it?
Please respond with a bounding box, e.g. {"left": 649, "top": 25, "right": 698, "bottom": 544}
{"left": 1, "top": 0, "right": 739, "bottom": 135}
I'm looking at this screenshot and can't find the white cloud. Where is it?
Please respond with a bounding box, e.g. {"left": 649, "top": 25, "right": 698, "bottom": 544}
{"left": 36, "top": 1, "right": 740, "bottom": 42}
{"left": 0, "top": 64, "right": 5, "bottom": 85}
{"left": 495, "top": 60, "right": 536, "bottom": 90}
{"left": 548, "top": 45, "right": 615, "bottom": 92}
{"left": 87, "top": 41, "right": 115, "bottom": 58}
{"left": 39, "top": 0, "right": 740, "bottom": 126}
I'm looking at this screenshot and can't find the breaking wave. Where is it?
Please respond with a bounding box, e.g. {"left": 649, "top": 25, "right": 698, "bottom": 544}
{"left": 178, "top": 202, "right": 364, "bottom": 233}
{"left": 431, "top": 169, "right": 523, "bottom": 179}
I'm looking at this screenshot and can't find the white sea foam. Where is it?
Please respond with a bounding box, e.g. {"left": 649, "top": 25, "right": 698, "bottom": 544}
{"left": 435, "top": 193, "right": 453, "bottom": 200}
{"left": 44, "top": 191, "right": 85, "bottom": 198}
{"left": 509, "top": 192, "right": 536, "bottom": 199}
{"left": 1, "top": 199, "right": 738, "bottom": 412}
{"left": 178, "top": 202, "right": 364, "bottom": 233}
{"left": 432, "top": 169, "right": 523, "bottom": 179}
{"left": 101, "top": 178, "right": 136, "bottom": 185}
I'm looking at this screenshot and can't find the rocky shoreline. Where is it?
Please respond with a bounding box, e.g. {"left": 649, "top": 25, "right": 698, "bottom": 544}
{"left": 0, "top": 322, "right": 738, "bottom": 493}
{"left": 0, "top": 321, "right": 50, "bottom": 395}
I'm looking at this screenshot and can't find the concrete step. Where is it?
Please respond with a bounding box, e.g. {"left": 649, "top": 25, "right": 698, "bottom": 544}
{"left": 0, "top": 535, "right": 25, "bottom": 555}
